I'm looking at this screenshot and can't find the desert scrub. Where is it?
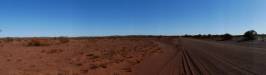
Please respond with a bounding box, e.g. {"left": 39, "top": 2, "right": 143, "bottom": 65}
{"left": 56, "top": 37, "right": 70, "bottom": 44}
{"left": 41, "top": 49, "right": 63, "bottom": 54}
{"left": 89, "top": 64, "right": 99, "bottom": 69}
{"left": 27, "top": 39, "right": 49, "bottom": 46}
{"left": 85, "top": 53, "right": 100, "bottom": 60}
{"left": 3, "top": 37, "right": 14, "bottom": 43}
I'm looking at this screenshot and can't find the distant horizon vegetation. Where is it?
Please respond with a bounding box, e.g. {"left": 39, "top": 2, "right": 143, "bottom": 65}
{"left": 0, "top": 30, "right": 265, "bottom": 38}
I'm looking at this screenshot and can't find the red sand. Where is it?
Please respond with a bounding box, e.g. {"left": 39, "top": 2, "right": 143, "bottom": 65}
{"left": 0, "top": 37, "right": 266, "bottom": 75}
{"left": 0, "top": 38, "right": 163, "bottom": 75}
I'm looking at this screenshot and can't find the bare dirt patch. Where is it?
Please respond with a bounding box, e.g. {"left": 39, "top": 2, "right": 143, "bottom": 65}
{"left": 0, "top": 37, "right": 164, "bottom": 75}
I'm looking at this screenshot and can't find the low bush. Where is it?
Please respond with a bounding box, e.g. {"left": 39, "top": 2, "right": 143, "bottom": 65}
{"left": 220, "top": 33, "right": 233, "bottom": 41}
{"left": 238, "top": 30, "right": 258, "bottom": 42}
{"left": 27, "top": 39, "right": 49, "bottom": 46}
{"left": 57, "top": 37, "right": 70, "bottom": 44}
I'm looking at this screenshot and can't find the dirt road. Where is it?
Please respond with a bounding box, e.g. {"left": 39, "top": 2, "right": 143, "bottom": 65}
{"left": 134, "top": 38, "right": 266, "bottom": 75}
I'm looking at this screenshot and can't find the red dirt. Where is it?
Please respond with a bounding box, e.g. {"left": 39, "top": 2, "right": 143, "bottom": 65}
{"left": 135, "top": 38, "right": 266, "bottom": 75}
{"left": 0, "top": 38, "right": 163, "bottom": 75}
{"left": 0, "top": 37, "right": 265, "bottom": 75}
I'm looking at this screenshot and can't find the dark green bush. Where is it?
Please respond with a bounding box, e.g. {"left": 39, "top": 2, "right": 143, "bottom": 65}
{"left": 243, "top": 30, "right": 257, "bottom": 41}
{"left": 221, "top": 33, "right": 233, "bottom": 41}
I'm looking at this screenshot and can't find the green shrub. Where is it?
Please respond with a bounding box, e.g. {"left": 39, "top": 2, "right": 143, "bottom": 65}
{"left": 243, "top": 30, "right": 257, "bottom": 41}
{"left": 221, "top": 33, "right": 233, "bottom": 41}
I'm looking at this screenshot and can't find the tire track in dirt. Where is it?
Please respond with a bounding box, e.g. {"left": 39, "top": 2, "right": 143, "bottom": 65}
{"left": 163, "top": 38, "right": 258, "bottom": 75}
{"left": 135, "top": 38, "right": 208, "bottom": 75}
{"left": 156, "top": 38, "right": 207, "bottom": 75}
{"left": 134, "top": 38, "right": 266, "bottom": 75}
{"left": 180, "top": 38, "right": 261, "bottom": 75}
{"left": 196, "top": 47, "right": 257, "bottom": 75}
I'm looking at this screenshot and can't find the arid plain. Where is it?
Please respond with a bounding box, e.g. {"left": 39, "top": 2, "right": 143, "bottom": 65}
{"left": 0, "top": 37, "right": 266, "bottom": 75}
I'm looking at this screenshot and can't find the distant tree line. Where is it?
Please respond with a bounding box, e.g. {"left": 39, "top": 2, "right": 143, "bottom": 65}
{"left": 182, "top": 30, "right": 261, "bottom": 42}
{"left": 182, "top": 33, "right": 234, "bottom": 41}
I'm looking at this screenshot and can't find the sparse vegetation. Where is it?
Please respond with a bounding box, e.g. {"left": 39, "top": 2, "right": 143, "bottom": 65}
{"left": 242, "top": 30, "right": 257, "bottom": 41}
{"left": 2, "top": 35, "right": 266, "bottom": 74}
{"left": 181, "top": 30, "right": 264, "bottom": 42}
{"left": 27, "top": 39, "right": 49, "bottom": 46}
{"left": 221, "top": 33, "right": 233, "bottom": 41}
{"left": 58, "top": 37, "right": 70, "bottom": 44}
{"left": 182, "top": 33, "right": 233, "bottom": 41}
{"left": 4, "top": 37, "right": 14, "bottom": 43}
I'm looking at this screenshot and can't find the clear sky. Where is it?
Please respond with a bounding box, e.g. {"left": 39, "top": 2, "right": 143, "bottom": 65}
{"left": 0, "top": 0, "right": 266, "bottom": 37}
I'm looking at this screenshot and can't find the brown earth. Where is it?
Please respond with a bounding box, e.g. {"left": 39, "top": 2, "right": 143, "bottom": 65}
{"left": 0, "top": 37, "right": 266, "bottom": 75}
{"left": 135, "top": 38, "right": 266, "bottom": 75}
{"left": 0, "top": 37, "right": 164, "bottom": 75}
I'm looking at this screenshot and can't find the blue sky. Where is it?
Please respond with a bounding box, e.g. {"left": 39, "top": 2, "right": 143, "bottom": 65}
{"left": 0, "top": 0, "right": 265, "bottom": 37}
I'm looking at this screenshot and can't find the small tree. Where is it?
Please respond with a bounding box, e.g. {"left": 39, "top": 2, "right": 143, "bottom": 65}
{"left": 221, "top": 33, "right": 233, "bottom": 41}
{"left": 243, "top": 30, "right": 257, "bottom": 41}
{"left": 207, "top": 34, "right": 212, "bottom": 38}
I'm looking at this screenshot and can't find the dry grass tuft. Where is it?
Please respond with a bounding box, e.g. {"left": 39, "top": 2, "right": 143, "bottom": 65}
{"left": 55, "top": 37, "right": 70, "bottom": 44}
{"left": 27, "top": 39, "right": 49, "bottom": 46}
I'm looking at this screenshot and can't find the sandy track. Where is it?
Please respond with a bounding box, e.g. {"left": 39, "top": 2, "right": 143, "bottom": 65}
{"left": 134, "top": 38, "right": 266, "bottom": 75}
